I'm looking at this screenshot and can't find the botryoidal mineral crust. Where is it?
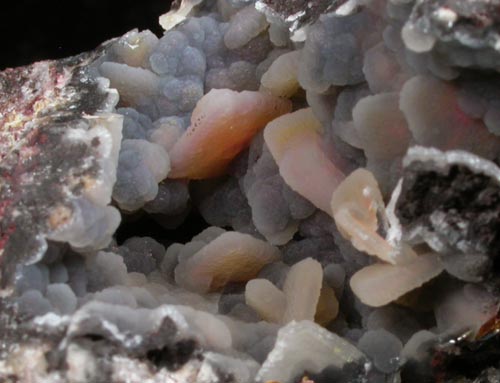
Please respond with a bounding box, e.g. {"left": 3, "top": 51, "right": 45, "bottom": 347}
{"left": 5, "top": 0, "right": 500, "bottom": 382}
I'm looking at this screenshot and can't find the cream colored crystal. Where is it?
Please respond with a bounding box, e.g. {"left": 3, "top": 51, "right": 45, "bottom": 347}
{"left": 159, "top": 0, "right": 203, "bottom": 31}
{"left": 260, "top": 51, "right": 301, "bottom": 98}
{"left": 175, "top": 231, "right": 281, "bottom": 293}
{"left": 245, "top": 278, "right": 286, "bottom": 323}
{"left": 112, "top": 30, "right": 159, "bottom": 68}
{"left": 331, "top": 168, "right": 417, "bottom": 265}
{"left": 99, "top": 62, "right": 159, "bottom": 108}
{"left": 350, "top": 253, "right": 444, "bottom": 307}
{"left": 282, "top": 258, "right": 323, "bottom": 323}
{"left": 264, "top": 108, "right": 345, "bottom": 214}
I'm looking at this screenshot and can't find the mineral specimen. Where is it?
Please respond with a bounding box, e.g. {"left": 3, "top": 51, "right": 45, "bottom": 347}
{"left": 4, "top": 0, "right": 500, "bottom": 382}
{"left": 0, "top": 48, "right": 122, "bottom": 290}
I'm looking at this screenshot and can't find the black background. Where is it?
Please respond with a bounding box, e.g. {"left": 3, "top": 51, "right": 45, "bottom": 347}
{"left": 1, "top": 0, "right": 174, "bottom": 70}
{"left": 1, "top": 0, "right": 212, "bottom": 245}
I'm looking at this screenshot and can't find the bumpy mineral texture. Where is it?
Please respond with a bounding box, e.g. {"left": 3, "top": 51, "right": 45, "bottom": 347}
{"left": 0, "top": 49, "right": 122, "bottom": 292}
{"left": 5, "top": 0, "right": 500, "bottom": 382}
{"left": 393, "top": 147, "right": 500, "bottom": 282}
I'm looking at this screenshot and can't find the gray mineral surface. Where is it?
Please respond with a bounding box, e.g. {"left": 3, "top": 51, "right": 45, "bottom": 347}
{"left": 3, "top": 1, "right": 500, "bottom": 382}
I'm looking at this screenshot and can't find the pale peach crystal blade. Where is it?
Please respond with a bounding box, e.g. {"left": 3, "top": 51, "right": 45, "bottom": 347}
{"left": 282, "top": 257, "right": 323, "bottom": 323}
{"left": 260, "top": 51, "right": 301, "bottom": 98}
{"left": 331, "top": 168, "right": 417, "bottom": 265}
{"left": 350, "top": 253, "right": 444, "bottom": 307}
{"left": 168, "top": 89, "right": 292, "bottom": 179}
{"left": 175, "top": 231, "right": 281, "bottom": 293}
{"left": 264, "top": 108, "right": 345, "bottom": 215}
{"left": 245, "top": 278, "right": 287, "bottom": 323}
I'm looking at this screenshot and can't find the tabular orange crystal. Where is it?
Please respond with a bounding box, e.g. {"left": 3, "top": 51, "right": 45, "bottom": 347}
{"left": 264, "top": 108, "right": 345, "bottom": 214}
{"left": 168, "top": 89, "right": 292, "bottom": 179}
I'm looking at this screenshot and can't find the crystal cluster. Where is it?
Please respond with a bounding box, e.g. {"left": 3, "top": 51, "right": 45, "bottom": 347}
{"left": 3, "top": 0, "right": 500, "bottom": 382}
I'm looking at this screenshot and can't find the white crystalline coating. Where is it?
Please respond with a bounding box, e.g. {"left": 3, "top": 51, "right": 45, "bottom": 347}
{"left": 198, "top": 352, "right": 260, "bottom": 383}
{"left": 282, "top": 258, "right": 323, "bottom": 323}
{"left": 401, "top": 23, "right": 436, "bottom": 53}
{"left": 66, "top": 344, "right": 98, "bottom": 383}
{"left": 175, "top": 231, "right": 281, "bottom": 293}
{"left": 403, "top": 146, "right": 500, "bottom": 184}
{"left": 260, "top": 50, "right": 301, "bottom": 98}
{"left": 224, "top": 5, "right": 269, "bottom": 50}
{"left": 100, "top": 62, "right": 160, "bottom": 108}
{"left": 64, "top": 301, "right": 195, "bottom": 351}
{"left": 385, "top": 178, "right": 404, "bottom": 248}
{"left": 111, "top": 354, "right": 202, "bottom": 383}
{"left": 76, "top": 113, "right": 124, "bottom": 206}
{"left": 245, "top": 278, "right": 286, "bottom": 323}
{"left": 350, "top": 253, "right": 444, "bottom": 307}
{"left": 400, "top": 76, "right": 500, "bottom": 159}
{"left": 47, "top": 199, "right": 121, "bottom": 252}
{"left": 256, "top": 320, "right": 365, "bottom": 383}
{"left": 46, "top": 113, "right": 123, "bottom": 252}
